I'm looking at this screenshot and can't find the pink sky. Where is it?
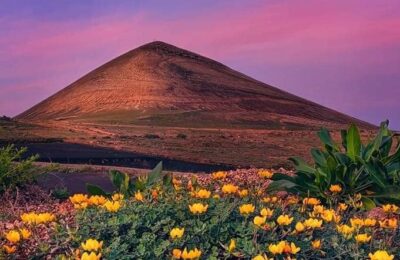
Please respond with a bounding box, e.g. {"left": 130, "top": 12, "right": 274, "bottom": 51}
{"left": 0, "top": 0, "right": 399, "bottom": 128}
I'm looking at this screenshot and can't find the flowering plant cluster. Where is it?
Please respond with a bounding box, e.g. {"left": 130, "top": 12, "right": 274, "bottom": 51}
{"left": 3, "top": 168, "right": 396, "bottom": 259}
{"left": 2, "top": 211, "right": 55, "bottom": 255}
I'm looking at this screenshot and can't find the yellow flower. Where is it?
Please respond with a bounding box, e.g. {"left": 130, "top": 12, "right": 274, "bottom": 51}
{"left": 37, "top": 213, "right": 56, "bottom": 224}
{"left": 311, "top": 240, "right": 321, "bottom": 249}
{"left": 287, "top": 196, "right": 299, "bottom": 204}
{"left": 88, "top": 195, "right": 107, "bottom": 206}
{"left": 81, "top": 252, "right": 102, "bottom": 260}
{"left": 268, "top": 241, "right": 286, "bottom": 255}
{"left": 338, "top": 203, "right": 348, "bottom": 211}
{"left": 337, "top": 224, "right": 354, "bottom": 235}
{"left": 321, "top": 209, "right": 340, "bottom": 223}
{"left": 74, "top": 202, "right": 88, "bottom": 210}
{"left": 212, "top": 171, "right": 227, "bottom": 180}
{"left": 5, "top": 230, "right": 20, "bottom": 244}
{"left": 189, "top": 203, "right": 208, "bottom": 214}
{"left": 288, "top": 242, "right": 301, "bottom": 254}
{"left": 21, "top": 212, "right": 37, "bottom": 224}
{"left": 81, "top": 239, "right": 103, "bottom": 252}
{"left": 181, "top": 248, "right": 202, "bottom": 260}
{"left": 21, "top": 212, "right": 56, "bottom": 225}
{"left": 222, "top": 184, "right": 239, "bottom": 194}
{"left": 304, "top": 218, "right": 323, "bottom": 228}
{"left": 313, "top": 205, "right": 325, "bottom": 214}
{"left": 262, "top": 196, "right": 278, "bottom": 203}
{"left": 170, "top": 228, "right": 185, "bottom": 239}
{"left": 112, "top": 193, "right": 124, "bottom": 201}
{"left": 252, "top": 255, "right": 268, "bottom": 260}
{"left": 213, "top": 194, "right": 220, "bottom": 199}
{"left": 151, "top": 189, "right": 159, "bottom": 200}
{"left": 104, "top": 200, "right": 121, "bottom": 212}
{"left": 276, "top": 214, "right": 293, "bottom": 226}
{"left": 172, "top": 249, "right": 182, "bottom": 259}
{"left": 382, "top": 204, "right": 399, "bottom": 213}
{"left": 303, "top": 197, "right": 321, "bottom": 206}
{"left": 329, "top": 184, "right": 342, "bottom": 193}
{"left": 379, "top": 218, "right": 398, "bottom": 229}
{"left": 69, "top": 194, "right": 88, "bottom": 204}
{"left": 260, "top": 208, "right": 274, "bottom": 218}
{"left": 195, "top": 189, "right": 211, "bottom": 199}
{"left": 228, "top": 239, "right": 236, "bottom": 252}
{"left": 20, "top": 228, "right": 31, "bottom": 239}
{"left": 134, "top": 192, "right": 144, "bottom": 202}
{"left": 258, "top": 169, "right": 273, "bottom": 179}
{"left": 253, "top": 216, "right": 267, "bottom": 227}
{"left": 350, "top": 217, "right": 364, "bottom": 228}
{"left": 368, "top": 250, "right": 394, "bottom": 260}
{"left": 239, "top": 204, "right": 255, "bottom": 215}
{"left": 355, "top": 233, "right": 371, "bottom": 243}
{"left": 268, "top": 241, "right": 299, "bottom": 255}
{"left": 364, "top": 218, "right": 377, "bottom": 227}
{"left": 3, "top": 245, "right": 16, "bottom": 254}
{"left": 238, "top": 189, "right": 249, "bottom": 197}
{"left": 295, "top": 222, "right": 305, "bottom": 232}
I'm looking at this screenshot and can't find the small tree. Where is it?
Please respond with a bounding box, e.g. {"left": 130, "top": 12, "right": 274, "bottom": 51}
{"left": 0, "top": 145, "right": 38, "bottom": 193}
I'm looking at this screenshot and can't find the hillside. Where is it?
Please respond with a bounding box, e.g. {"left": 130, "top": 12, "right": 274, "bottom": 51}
{"left": 16, "top": 41, "right": 372, "bottom": 130}
{"left": 10, "top": 41, "right": 376, "bottom": 168}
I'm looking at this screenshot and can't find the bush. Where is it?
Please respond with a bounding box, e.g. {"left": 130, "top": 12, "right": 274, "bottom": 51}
{"left": 0, "top": 145, "right": 38, "bottom": 193}
{"left": 59, "top": 179, "right": 399, "bottom": 259}
{"left": 144, "top": 134, "right": 160, "bottom": 139}
{"left": 176, "top": 133, "right": 187, "bottom": 139}
{"left": 269, "top": 121, "right": 400, "bottom": 208}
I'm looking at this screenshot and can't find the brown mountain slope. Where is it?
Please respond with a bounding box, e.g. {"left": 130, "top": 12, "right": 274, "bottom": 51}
{"left": 16, "top": 41, "right": 373, "bottom": 129}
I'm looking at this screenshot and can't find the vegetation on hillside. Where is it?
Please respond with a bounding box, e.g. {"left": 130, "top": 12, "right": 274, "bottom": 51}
{"left": 0, "top": 145, "right": 38, "bottom": 194}
{"left": 269, "top": 121, "right": 400, "bottom": 208}
{"left": 0, "top": 121, "right": 399, "bottom": 259}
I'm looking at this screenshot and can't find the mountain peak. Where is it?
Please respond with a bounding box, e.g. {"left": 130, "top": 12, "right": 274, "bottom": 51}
{"left": 140, "top": 40, "right": 178, "bottom": 50}
{"left": 16, "top": 42, "right": 373, "bottom": 129}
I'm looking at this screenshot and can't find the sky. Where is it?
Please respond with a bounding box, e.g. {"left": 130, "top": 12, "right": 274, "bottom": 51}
{"left": 0, "top": 0, "right": 399, "bottom": 129}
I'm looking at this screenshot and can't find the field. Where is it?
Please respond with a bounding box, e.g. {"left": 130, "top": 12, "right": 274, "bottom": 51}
{"left": 0, "top": 117, "right": 377, "bottom": 170}
{"left": 0, "top": 119, "right": 399, "bottom": 259}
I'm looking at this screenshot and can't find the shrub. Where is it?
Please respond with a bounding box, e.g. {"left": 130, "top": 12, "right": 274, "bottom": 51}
{"left": 0, "top": 145, "right": 38, "bottom": 193}
{"left": 51, "top": 187, "right": 70, "bottom": 200}
{"left": 58, "top": 180, "right": 400, "bottom": 259}
{"left": 176, "top": 133, "right": 187, "bottom": 139}
{"left": 269, "top": 121, "right": 400, "bottom": 208}
{"left": 86, "top": 162, "right": 172, "bottom": 197}
{"left": 144, "top": 134, "right": 160, "bottom": 139}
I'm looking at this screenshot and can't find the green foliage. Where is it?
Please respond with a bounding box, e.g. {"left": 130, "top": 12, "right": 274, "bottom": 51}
{"left": 269, "top": 121, "right": 400, "bottom": 207}
{"left": 51, "top": 187, "right": 70, "bottom": 200}
{"left": 86, "top": 162, "right": 172, "bottom": 196}
{"left": 0, "top": 144, "right": 38, "bottom": 193}
{"left": 55, "top": 191, "right": 400, "bottom": 259}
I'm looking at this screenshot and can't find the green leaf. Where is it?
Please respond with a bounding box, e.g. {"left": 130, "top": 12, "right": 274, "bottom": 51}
{"left": 266, "top": 180, "right": 297, "bottom": 192}
{"left": 317, "top": 128, "right": 337, "bottom": 151}
{"left": 340, "top": 129, "right": 348, "bottom": 150}
{"left": 361, "top": 197, "right": 376, "bottom": 210}
{"left": 311, "top": 148, "right": 327, "bottom": 167}
{"left": 346, "top": 124, "right": 361, "bottom": 161}
{"left": 289, "top": 157, "right": 316, "bottom": 177}
{"left": 363, "top": 160, "right": 388, "bottom": 189}
{"left": 109, "top": 170, "right": 125, "bottom": 188}
{"left": 86, "top": 183, "right": 108, "bottom": 196}
{"left": 365, "top": 121, "right": 387, "bottom": 161}
{"left": 271, "top": 173, "right": 296, "bottom": 182}
{"left": 147, "top": 161, "right": 163, "bottom": 187}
